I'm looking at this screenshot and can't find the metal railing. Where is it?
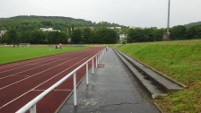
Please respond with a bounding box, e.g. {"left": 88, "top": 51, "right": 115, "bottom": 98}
{"left": 16, "top": 47, "right": 106, "bottom": 113}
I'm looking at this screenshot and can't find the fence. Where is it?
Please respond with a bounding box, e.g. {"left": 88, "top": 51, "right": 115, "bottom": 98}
{"left": 16, "top": 47, "right": 107, "bottom": 113}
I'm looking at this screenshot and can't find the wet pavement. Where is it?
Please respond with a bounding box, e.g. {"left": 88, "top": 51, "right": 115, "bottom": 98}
{"left": 59, "top": 48, "right": 160, "bottom": 113}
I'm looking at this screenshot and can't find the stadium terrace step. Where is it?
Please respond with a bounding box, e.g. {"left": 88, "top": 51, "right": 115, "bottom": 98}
{"left": 114, "top": 49, "right": 186, "bottom": 98}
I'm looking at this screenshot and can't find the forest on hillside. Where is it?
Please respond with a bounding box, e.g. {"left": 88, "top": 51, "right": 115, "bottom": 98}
{"left": 0, "top": 16, "right": 124, "bottom": 44}
{"left": 126, "top": 21, "right": 201, "bottom": 42}
{"left": 0, "top": 15, "right": 201, "bottom": 44}
{"left": 0, "top": 15, "right": 124, "bottom": 31}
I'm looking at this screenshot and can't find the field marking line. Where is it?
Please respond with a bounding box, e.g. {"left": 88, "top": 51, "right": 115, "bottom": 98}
{"left": 0, "top": 55, "right": 85, "bottom": 90}
{"left": 0, "top": 49, "right": 96, "bottom": 90}
{"left": 0, "top": 57, "right": 69, "bottom": 79}
{"left": 0, "top": 57, "right": 50, "bottom": 70}
{"left": 0, "top": 49, "right": 87, "bottom": 73}
{"left": 0, "top": 57, "right": 56, "bottom": 73}
{"left": 32, "top": 89, "right": 72, "bottom": 92}
{"left": 0, "top": 49, "right": 87, "bottom": 72}
{"left": 0, "top": 50, "right": 90, "bottom": 79}
{"left": 0, "top": 54, "right": 92, "bottom": 110}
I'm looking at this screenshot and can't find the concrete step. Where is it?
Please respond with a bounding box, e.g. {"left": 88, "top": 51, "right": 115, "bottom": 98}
{"left": 114, "top": 49, "right": 186, "bottom": 98}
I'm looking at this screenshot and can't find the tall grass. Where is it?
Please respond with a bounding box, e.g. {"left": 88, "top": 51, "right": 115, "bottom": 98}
{"left": 118, "top": 40, "right": 201, "bottom": 113}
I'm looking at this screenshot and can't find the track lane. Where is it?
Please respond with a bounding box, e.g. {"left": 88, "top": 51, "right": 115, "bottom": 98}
{"left": 0, "top": 49, "right": 94, "bottom": 101}
{"left": 0, "top": 49, "right": 91, "bottom": 78}
{"left": 0, "top": 49, "right": 94, "bottom": 109}
{"left": 0, "top": 50, "right": 93, "bottom": 88}
{"left": 0, "top": 47, "right": 104, "bottom": 113}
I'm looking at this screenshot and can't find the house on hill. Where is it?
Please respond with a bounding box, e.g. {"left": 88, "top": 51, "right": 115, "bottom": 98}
{"left": 40, "top": 28, "right": 60, "bottom": 32}
{"left": 0, "top": 30, "right": 7, "bottom": 37}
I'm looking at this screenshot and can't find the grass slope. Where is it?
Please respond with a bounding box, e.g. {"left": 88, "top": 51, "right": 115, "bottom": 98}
{"left": 0, "top": 46, "right": 85, "bottom": 65}
{"left": 118, "top": 40, "right": 201, "bottom": 113}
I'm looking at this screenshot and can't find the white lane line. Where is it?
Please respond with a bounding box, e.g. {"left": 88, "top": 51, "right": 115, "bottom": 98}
{"left": 31, "top": 89, "right": 46, "bottom": 91}
{"left": 0, "top": 51, "right": 89, "bottom": 80}
{"left": 0, "top": 57, "right": 75, "bottom": 90}
{"left": 53, "top": 89, "right": 72, "bottom": 92}
{"left": 0, "top": 55, "right": 89, "bottom": 110}
{"left": 0, "top": 89, "right": 32, "bottom": 109}
{"left": 0, "top": 51, "right": 93, "bottom": 90}
{"left": 0, "top": 50, "right": 86, "bottom": 73}
{"left": 0, "top": 48, "right": 89, "bottom": 71}
{"left": 0, "top": 57, "right": 49, "bottom": 70}
{"left": 0, "top": 49, "right": 90, "bottom": 80}
{"left": 0, "top": 57, "right": 56, "bottom": 73}
{"left": 32, "top": 89, "right": 71, "bottom": 92}
{"left": 0, "top": 57, "right": 68, "bottom": 80}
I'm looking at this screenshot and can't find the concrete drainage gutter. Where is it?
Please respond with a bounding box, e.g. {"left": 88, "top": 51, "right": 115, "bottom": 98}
{"left": 114, "top": 48, "right": 186, "bottom": 99}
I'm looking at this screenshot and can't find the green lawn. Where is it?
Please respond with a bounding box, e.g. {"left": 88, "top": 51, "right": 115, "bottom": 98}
{"left": 0, "top": 45, "right": 86, "bottom": 65}
{"left": 118, "top": 40, "right": 201, "bottom": 113}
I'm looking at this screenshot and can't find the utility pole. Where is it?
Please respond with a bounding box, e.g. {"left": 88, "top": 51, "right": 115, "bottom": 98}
{"left": 167, "top": 0, "right": 171, "bottom": 36}
{"left": 163, "top": 0, "right": 171, "bottom": 41}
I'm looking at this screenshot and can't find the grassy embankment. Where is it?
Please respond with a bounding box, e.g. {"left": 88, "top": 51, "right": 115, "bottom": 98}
{"left": 0, "top": 46, "right": 86, "bottom": 65}
{"left": 118, "top": 40, "right": 201, "bottom": 113}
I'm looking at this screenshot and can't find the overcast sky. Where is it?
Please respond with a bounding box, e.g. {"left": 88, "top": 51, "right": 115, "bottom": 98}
{"left": 0, "top": 0, "right": 201, "bottom": 28}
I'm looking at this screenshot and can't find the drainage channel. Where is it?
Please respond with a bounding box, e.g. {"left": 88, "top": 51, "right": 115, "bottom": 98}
{"left": 114, "top": 48, "right": 186, "bottom": 98}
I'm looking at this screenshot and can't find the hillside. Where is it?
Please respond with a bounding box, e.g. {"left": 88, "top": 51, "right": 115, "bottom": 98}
{"left": 0, "top": 15, "right": 125, "bottom": 31}
{"left": 185, "top": 21, "right": 201, "bottom": 27}
{"left": 0, "top": 15, "right": 123, "bottom": 44}
{"left": 118, "top": 40, "right": 201, "bottom": 113}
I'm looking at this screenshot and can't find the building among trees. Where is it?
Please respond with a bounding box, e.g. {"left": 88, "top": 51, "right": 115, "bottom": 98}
{"left": 0, "top": 30, "right": 7, "bottom": 37}
{"left": 40, "top": 28, "right": 60, "bottom": 32}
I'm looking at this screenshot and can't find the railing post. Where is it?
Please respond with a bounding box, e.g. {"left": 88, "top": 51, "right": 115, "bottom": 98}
{"left": 30, "top": 104, "right": 36, "bottom": 113}
{"left": 98, "top": 53, "right": 100, "bottom": 63}
{"left": 100, "top": 50, "right": 103, "bottom": 60}
{"left": 92, "top": 58, "right": 94, "bottom": 74}
{"left": 86, "top": 63, "right": 89, "bottom": 85}
{"left": 96, "top": 56, "right": 98, "bottom": 68}
{"left": 73, "top": 73, "right": 77, "bottom": 106}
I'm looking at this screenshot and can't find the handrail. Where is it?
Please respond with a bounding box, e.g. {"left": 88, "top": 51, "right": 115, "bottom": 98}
{"left": 16, "top": 47, "right": 106, "bottom": 113}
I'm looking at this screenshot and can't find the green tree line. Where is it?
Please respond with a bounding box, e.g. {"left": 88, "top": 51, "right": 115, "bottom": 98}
{"left": 1, "top": 16, "right": 201, "bottom": 44}
{"left": 0, "top": 27, "right": 118, "bottom": 44}
{"left": 127, "top": 24, "right": 201, "bottom": 43}
{"left": 0, "top": 16, "right": 125, "bottom": 32}
{"left": 0, "top": 16, "right": 122, "bottom": 44}
{"left": 71, "top": 27, "right": 118, "bottom": 44}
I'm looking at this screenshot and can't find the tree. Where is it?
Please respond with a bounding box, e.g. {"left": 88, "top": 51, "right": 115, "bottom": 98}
{"left": 41, "top": 21, "right": 52, "bottom": 27}
{"left": 144, "top": 27, "right": 158, "bottom": 42}
{"left": 82, "top": 28, "right": 92, "bottom": 44}
{"left": 155, "top": 28, "right": 165, "bottom": 41}
{"left": 127, "top": 28, "right": 146, "bottom": 42}
{"left": 95, "top": 27, "right": 118, "bottom": 44}
{"left": 71, "top": 29, "right": 82, "bottom": 44}
{"left": 170, "top": 25, "right": 186, "bottom": 40}
{"left": 18, "top": 31, "right": 32, "bottom": 43}
{"left": 46, "top": 31, "right": 67, "bottom": 44}
{"left": 127, "top": 27, "right": 165, "bottom": 42}
{"left": 3, "top": 29, "right": 18, "bottom": 44}
{"left": 186, "top": 25, "right": 201, "bottom": 39}
{"left": 57, "top": 32, "right": 68, "bottom": 44}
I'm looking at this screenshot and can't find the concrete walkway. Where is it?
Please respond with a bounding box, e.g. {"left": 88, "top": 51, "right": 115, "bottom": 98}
{"left": 59, "top": 48, "right": 160, "bottom": 113}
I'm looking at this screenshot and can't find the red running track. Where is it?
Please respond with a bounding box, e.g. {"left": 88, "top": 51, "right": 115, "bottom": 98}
{"left": 0, "top": 47, "right": 105, "bottom": 113}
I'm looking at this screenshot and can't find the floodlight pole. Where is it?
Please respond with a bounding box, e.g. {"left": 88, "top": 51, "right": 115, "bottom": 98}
{"left": 167, "top": 0, "right": 171, "bottom": 36}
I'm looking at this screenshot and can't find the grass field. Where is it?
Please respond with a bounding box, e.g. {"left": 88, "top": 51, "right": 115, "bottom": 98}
{"left": 118, "top": 40, "right": 201, "bottom": 113}
{"left": 0, "top": 45, "right": 86, "bottom": 65}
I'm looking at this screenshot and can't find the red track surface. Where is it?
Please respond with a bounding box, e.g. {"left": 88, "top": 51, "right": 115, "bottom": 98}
{"left": 0, "top": 47, "right": 104, "bottom": 113}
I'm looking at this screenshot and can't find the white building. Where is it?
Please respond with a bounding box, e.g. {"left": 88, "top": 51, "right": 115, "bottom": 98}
{"left": 40, "top": 28, "right": 60, "bottom": 32}
{"left": 0, "top": 30, "right": 7, "bottom": 37}
{"left": 119, "top": 34, "right": 127, "bottom": 41}
{"left": 107, "top": 27, "right": 121, "bottom": 30}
